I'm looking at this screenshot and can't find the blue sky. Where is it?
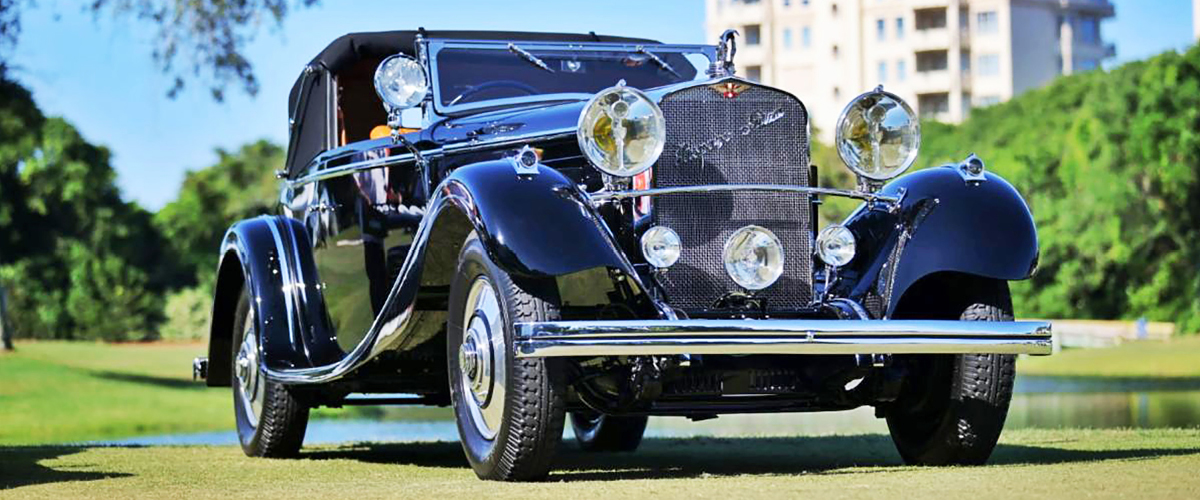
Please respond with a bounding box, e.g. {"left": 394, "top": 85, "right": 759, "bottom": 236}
{"left": 8, "top": 0, "right": 1194, "bottom": 210}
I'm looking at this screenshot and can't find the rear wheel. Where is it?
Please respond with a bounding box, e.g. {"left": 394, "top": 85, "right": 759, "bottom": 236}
{"left": 447, "top": 234, "right": 566, "bottom": 481}
{"left": 570, "top": 411, "right": 648, "bottom": 452}
{"left": 232, "top": 288, "right": 309, "bottom": 457}
{"left": 885, "top": 286, "right": 1016, "bottom": 466}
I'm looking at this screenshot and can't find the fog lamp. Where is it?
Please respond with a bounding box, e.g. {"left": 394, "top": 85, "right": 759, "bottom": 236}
{"left": 816, "top": 225, "right": 857, "bottom": 267}
{"left": 722, "top": 225, "right": 784, "bottom": 290}
{"left": 641, "top": 226, "right": 681, "bottom": 268}
{"left": 577, "top": 82, "right": 666, "bottom": 177}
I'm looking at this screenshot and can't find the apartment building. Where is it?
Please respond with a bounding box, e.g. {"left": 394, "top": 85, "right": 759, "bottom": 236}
{"left": 705, "top": 0, "right": 1116, "bottom": 140}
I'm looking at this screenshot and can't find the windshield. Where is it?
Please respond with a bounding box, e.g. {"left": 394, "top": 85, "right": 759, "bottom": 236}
{"left": 432, "top": 42, "right": 711, "bottom": 109}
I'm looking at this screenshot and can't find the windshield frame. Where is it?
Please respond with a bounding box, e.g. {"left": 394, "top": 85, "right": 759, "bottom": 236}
{"left": 423, "top": 38, "right": 718, "bottom": 117}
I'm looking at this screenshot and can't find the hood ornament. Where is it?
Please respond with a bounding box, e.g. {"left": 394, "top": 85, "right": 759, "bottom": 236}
{"left": 707, "top": 29, "right": 738, "bottom": 78}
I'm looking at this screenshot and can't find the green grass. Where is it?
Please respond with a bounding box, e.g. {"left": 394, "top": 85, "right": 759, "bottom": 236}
{"left": 0, "top": 341, "right": 442, "bottom": 445}
{"left": 1018, "top": 336, "right": 1200, "bottom": 379}
{"left": 3, "top": 429, "right": 1200, "bottom": 498}
{"left": 0, "top": 341, "right": 230, "bottom": 445}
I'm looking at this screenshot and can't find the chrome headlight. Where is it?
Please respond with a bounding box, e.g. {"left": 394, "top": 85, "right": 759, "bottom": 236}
{"left": 723, "top": 225, "right": 785, "bottom": 290}
{"left": 641, "top": 226, "right": 681, "bottom": 268}
{"left": 577, "top": 82, "right": 666, "bottom": 177}
{"left": 815, "top": 225, "right": 856, "bottom": 268}
{"left": 835, "top": 87, "right": 920, "bottom": 181}
{"left": 374, "top": 54, "right": 428, "bottom": 110}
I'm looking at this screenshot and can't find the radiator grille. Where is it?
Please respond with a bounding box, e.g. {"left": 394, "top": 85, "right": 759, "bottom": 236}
{"left": 651, "top": 82, "right": 812, "bottom": 311}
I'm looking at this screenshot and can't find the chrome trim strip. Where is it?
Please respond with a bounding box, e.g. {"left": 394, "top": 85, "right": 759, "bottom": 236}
{"left": 589, "top": 184, "right": 903, "bottom": 205}
{"left": 514, "top": 319, "right": 1053, "bottom": 357}
{"left": 287, "top": 128, "right": 578, "bottom": 188}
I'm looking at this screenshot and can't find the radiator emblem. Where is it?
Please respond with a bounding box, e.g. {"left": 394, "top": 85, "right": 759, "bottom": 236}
{"left": 676, "top": 108, "right": 786, "bottom": 164}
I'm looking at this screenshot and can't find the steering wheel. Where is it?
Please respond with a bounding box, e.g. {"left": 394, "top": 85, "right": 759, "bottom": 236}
{"left": 448, "top": 80, "right": 539, "bottom": 106}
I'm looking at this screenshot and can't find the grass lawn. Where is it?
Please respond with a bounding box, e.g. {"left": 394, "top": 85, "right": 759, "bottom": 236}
{"left": 0, "top": 341, "right": 229, "bottom": 445}
{"left": 2, "top": 429, "right": 1199, "bottom": 498}
{"left": 1018, "top": 336, "right": 1200, "bottom": 379}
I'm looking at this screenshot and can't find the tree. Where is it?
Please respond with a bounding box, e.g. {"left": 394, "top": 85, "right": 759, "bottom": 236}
{"left": 919, "top": 45, "right": 1200, "bottom": 333}
{"left": 154, "top": 140, "right": 281, "bottom": 290}
{"left": 0, "top": 75, "right": 167, "bottom": 340}
{"left": 0, "top": 0, "right": 319, "bottom": 100}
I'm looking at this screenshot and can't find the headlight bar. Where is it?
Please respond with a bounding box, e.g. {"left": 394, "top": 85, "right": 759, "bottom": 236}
{"left": 588, "top": 183, "right": 904, "bottom": 206}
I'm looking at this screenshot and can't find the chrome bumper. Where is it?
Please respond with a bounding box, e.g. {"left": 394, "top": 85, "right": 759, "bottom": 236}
{"left": 514, "top": 319, "right": 1052, "bottom": 358}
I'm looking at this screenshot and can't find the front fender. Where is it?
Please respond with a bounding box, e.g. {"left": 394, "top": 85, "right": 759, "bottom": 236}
{"left": 845, "top": 166, "right": 1039, "bottom": 316}
{"left": 438, "top": 159, "right": 630, "bottom": 277}
{"left": 207, "top": 216, "right": 338, "bottom": 386}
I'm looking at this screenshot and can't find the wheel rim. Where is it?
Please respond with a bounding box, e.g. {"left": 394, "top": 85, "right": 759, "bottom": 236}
{"left": 235, "top": 305, "right": 264, "bottom": 428}
{"left": 458, "top": 276, "right": 506, "bottom": 440}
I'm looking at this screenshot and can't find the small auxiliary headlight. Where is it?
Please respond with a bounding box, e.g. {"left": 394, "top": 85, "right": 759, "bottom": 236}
{"left": 723, "top": 225, "right": 785, "bottom": 290}
{"left": 816, "top": 225, "right": 857, "bottom": 267}
{"left": 641, "top": 226, "right": 681, "bottom": 268}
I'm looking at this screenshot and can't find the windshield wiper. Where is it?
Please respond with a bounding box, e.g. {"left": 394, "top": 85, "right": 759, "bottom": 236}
{"left": 507, "top": 43, "right": 555, "bottom": 73}
{"left": 636, "top": 46, "right": 682, "bottom": 79}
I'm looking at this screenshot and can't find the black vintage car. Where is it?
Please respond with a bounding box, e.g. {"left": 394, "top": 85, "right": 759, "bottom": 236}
{"left": 193, "top": 29, "right": 1051, "bottom": 481}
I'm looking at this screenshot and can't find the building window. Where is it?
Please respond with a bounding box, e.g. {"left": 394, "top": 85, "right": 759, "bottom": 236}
{"left": 746, "top": 65, "right": 762, "bottom": 81}
{"left": 877, "top": 19, "right": 886, "bottom": 41}
{"left": 744, "top": 24, "right": 761, "bottom": 45}
{"left": 915, "top": 8, "right": 947, "bottom": 30}
{"left": 977, "top": 54, "right": 1000, "bottom": 76}
{"left": 832, "top": 44, "right": 839, "bottom": 59}
{"left": 961, "top": 51, "right": 971, "bottom": 71}
{"left": 917, "top": 93, "right": 950, "bottom": 119}
{"left": 802, "top": 26, "right": 812, "bottom": 47}
{"left": 833, "top": 86, "right": 840, "bottom": 99}
{"left": 977, "top": 95, "right": 1001, "bottom": 107}
{"left": 783, "top": 0, "right": 790, "bottom": 6}
{"left": 977, "top": 11, "right": 998, "bottom": 34}
{"left": 782, "top": 28, "right": 793, "bottom": 48}
{"left": 832, "top": 3, "right": 838, "bottom": 16}
{"left": 895, "top": 17, "right": 905, "bottom": 39}
{"left": 916, "top": 50, "right": 948, "bottom": 72}
{"left": 878, "top": 61, "right": 887, "bottom": 83}
{"left": 897, "top": 59, "right": 907, "bottom": 81}
{"left": 802, "top": 0, "right": 809, "bottom": 5}
{"left": 1076, "top": 16, "right": 1100, "bottom": 44}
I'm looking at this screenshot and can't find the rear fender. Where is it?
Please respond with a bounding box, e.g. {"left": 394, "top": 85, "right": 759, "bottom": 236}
{"left": 206, "top": 216, "right": 338, "bottom": 386}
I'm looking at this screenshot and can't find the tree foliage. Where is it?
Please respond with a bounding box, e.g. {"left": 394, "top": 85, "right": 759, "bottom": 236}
{"left": 154, "top": 140, "right": 280, "bottom": 289}
{"left": 0, "top": 76, "right": 169, "bottom": 340}
{"left": 919, "top": 46, "right": 1200, "bottom": 332}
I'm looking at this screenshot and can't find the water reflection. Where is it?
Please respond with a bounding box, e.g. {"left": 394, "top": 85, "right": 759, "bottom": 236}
{"left": 94, "top": 375, "right": 1200, "bottom": 446}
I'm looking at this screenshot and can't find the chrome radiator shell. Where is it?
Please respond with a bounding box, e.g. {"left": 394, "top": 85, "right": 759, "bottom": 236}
{"left": 650, "top": 82, "right": 813, "bottom": 311}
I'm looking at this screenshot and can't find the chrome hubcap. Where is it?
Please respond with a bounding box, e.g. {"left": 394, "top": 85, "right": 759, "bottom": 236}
{"left": 459, "top": 276, "right": 505, "bottom": 440}
{"left": 235, "top": 306, "right": 264, "bottom": 428}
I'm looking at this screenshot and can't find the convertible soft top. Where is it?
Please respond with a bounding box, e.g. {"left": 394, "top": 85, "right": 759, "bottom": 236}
{"left": 286, "top": 30, "right": 661, "bottom": 177}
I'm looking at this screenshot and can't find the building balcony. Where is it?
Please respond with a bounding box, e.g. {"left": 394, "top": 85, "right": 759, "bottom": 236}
{"left": 1059, "top": 0, "right": 1115, "bottom": 17}
{"left": 909, "top": 27, "right": 971, "bottom": 51}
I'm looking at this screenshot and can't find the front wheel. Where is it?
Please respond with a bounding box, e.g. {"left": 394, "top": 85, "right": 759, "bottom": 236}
{"left": 447, "top": 234, "right": 566, "bottom": 481}
{"left": 885, "top": 289, "right": 1016, "bottom": 466}
{"left": 231, "top": 287, "right": 309, "bottom": 457}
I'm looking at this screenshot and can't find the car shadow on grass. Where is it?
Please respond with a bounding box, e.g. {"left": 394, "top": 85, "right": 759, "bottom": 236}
{"left": 89, "top": 371, "right": 204, "bottom": 390}
{"left": 0, "top": 445, "right": 136, "bottom": 490}
{"left": 302, "top": 434, "right": 1200, "bottom": 481}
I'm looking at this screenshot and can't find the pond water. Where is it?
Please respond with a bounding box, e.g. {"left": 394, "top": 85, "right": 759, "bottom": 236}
{"left": 96, "top": 376, "right": 1200, "bottom": 446}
